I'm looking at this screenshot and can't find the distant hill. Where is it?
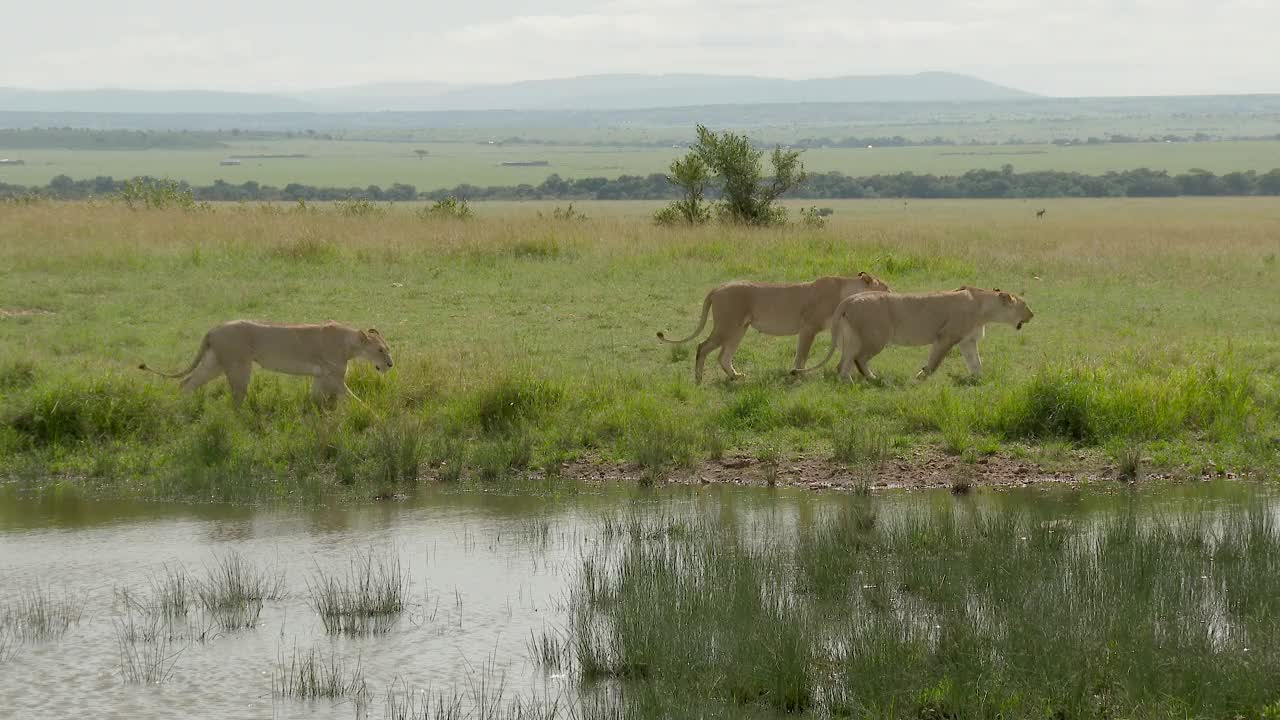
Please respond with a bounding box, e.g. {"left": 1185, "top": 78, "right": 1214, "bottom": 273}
{"left": 290, "top": 82, "right": 457, "bottom": 110}
{"left": 0, "top": 72, "right": 1034, "bottom": 114}
{"left": 397, "top": 72, "right": 1036, "bottom": 111}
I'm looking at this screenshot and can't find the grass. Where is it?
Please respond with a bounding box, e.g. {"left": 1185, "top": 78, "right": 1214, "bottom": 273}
{"left": 383, "top": 681, "right": 465, "bottom": 720}
{"left": 527, "top": 627, "right": 571, "bottom": 673}
{"left": 307, "top": 549, "right": 407, "bottom": 634}
{"left": 1, "top": 199, "right": 1278, "bottom": 499}
{"left": 831, "top": 424, "right": 891, "bottom": 467}
{"left": 272, "top": 645, "right": 369, "bottom": 701}
{"left": 195, "top": 551, "right": 286, "bottom": 610}
{"left": 1114, "top": 443, "right": 1145, "bottom": 481}
{"left": 381, "top": 669, "right": 571, "bottom": 720}
{"left": 1, "top": 584, "right": 85, "bottom": 642}
{"left": 551, "top": 498, "right": 1280, "bottom": 718}
{"left": 0, "top": 627, "right": 15, "bottom": 663}
{"left": 114, "top": 609, "right": 185, "bottom": 684}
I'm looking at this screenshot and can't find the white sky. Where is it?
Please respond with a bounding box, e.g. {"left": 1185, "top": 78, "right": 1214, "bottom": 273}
{"left": 2, "top": 0, "right": 1276, "bottom": 97}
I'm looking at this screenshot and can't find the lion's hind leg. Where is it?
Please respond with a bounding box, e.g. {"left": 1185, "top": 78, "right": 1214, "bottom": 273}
{"left": 836, "top": 326, "right": 863, "bottom": 383}
{"left": 792, "top": 329, "right": 819, "bottom": 372}
{"left": 223, "top": 361, "right": 253, "bottom": 408}
{"left": 180, "top": 352, "right": 222, "bottom": 394}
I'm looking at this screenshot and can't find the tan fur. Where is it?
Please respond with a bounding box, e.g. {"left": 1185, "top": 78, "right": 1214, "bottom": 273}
{"left": 657, "top": 273, "right": 890, "bottom": 383}
{"left": 804, "top": 286, "right": 1033, "bottom": 382}
{"left": 140, "top": 320, "right": 393, "bottom": 407}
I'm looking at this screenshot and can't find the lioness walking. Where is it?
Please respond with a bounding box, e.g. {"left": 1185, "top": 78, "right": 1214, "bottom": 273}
{"left": 804, "top": 287, "right": 1033, "bottom": 382}
{"left": 657, "top": 273, "right": 890, "bottom": 383}
{"left": 140, "top": 320, "right": 393, "bottom": 407}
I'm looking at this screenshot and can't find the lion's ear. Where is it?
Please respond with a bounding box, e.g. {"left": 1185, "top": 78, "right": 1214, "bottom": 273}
{"left": 367, "top": 328, "right": 380, "bottom": 336}
{"left": 858, "top": 271, "right": 868, "bottom": 278}
{"left": 999, "top": 291, "right": 1013, "bottom": 303}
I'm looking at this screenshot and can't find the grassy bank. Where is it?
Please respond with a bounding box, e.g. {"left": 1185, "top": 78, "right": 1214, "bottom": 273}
{"left": 550, "top": 498, "right": 1280, "bottom": 718}
{"left": 1, "top": 199, "right": 1277, "bottom": 500}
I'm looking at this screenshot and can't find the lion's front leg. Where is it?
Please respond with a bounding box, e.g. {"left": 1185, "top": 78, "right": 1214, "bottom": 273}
{"left": 917, "top": 338, "right": 959, "bottom": 380}
{"left": 310, "top": 372, "right": 347, "bottom": 408}
{"left": 959, "top": 337, "right": 983, "bottom": 376}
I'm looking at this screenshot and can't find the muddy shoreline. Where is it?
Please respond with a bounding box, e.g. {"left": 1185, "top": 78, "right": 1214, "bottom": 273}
{"left": 553, "top": 450, "right": 1259, "bottom": 493}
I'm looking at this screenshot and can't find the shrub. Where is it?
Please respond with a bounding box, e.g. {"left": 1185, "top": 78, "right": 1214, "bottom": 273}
{"left": 117, "top": 177, "right": 201, "bottom": 210}
{"left": 335, "top": 197, "right": 383, "bottom": 217}
{"left": 419, "top": 195, "right": 473, "bottom": 220}
{"left": 799, "top": 206, "right": 829, "bottom": 228}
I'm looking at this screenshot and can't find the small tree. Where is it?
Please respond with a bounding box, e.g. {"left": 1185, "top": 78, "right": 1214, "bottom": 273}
{"left": 690, "top": 124, "right": 805, "bottom": 226}
{"left": 414, "top": 149, "right": 429, "bottom": 160}
{"left": 654, "top": 154, "right": 711, "bottom": 226}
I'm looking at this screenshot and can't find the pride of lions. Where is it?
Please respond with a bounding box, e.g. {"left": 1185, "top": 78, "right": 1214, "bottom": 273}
{"left": 140, "top": 272, "right": 1033, "bottom": 405}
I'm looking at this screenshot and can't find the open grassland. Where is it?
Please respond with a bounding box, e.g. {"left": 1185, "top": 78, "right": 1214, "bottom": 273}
{"left": 5, "top": 138, "right": 1280, "bottom": 189}
{"left": 0, "top": 198, "right": 1277, "bottom": 501}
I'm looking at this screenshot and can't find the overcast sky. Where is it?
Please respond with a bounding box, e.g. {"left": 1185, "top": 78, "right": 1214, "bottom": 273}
{"left": 2, "top": 0, "right": 1275, "bottom": 97}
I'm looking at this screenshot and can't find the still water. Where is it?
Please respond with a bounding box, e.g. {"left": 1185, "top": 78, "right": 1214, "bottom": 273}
{"left": 0, "top": 480, "right": 1268, "bottom": 719}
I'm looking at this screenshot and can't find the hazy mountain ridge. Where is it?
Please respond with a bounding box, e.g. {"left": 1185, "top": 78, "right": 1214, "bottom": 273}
{"left": 1, "top": 72, "right": 1033, "bottom": 114}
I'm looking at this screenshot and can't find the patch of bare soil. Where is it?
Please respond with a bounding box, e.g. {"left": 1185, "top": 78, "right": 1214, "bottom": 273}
{"left": 0, "top": 308, "right": 54, "bottom": 318}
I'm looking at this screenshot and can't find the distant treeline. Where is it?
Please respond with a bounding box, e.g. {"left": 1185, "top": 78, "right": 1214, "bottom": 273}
{"left": 5, "top": 167, "right": 1280, "bottom": 203}
{"left": 790, "top": 133, "right": 1280, "bottom": 149}
{"left": 5, "top": 127, "right": 1280, "bottom": 151}
{"left": 418, "top": 132, "right": 1280, "bottom": 149}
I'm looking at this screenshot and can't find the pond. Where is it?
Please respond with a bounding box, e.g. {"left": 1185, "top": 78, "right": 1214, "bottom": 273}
{"left": 0, "top": 479, "right": 1271, "bottom": 719}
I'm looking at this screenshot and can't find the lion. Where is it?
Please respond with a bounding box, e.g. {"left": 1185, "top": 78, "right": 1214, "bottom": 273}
{"left": 802, "top": 286, "right": 1033, "bottom": 382}
{"left": 657, "top": 272, "right": 891, "bottom": 383}
{"left": 140, "top": 320, "right": 393, "bottom": 407}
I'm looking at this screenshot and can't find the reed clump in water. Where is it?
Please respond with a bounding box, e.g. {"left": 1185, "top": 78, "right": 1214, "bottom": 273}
{"left": 1, "top": 584, "right": 85, "bottom": 642}
{"left": 272, "top": 645, "right": 368, "bottom": 701}
{"left": 307, "top": 549, "right": 406, "bottom": 634}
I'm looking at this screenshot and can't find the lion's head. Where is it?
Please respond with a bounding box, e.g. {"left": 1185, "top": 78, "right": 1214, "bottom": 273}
{"left": 855, "top": 271, "right": 891, "bottom": 293}
{"left": 359, "top": 328, "right": 394, "bottom": 371}
{"left": 991, "top": 290, "right": 1034, "bottom": 330}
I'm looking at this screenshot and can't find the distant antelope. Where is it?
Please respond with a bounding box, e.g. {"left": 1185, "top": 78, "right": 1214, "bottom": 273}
{"left": 1036, "top": 208, "right": 1046, "bottom": 219}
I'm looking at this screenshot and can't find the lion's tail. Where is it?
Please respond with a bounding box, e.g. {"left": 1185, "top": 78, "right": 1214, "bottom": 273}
{"left": 139, "top": 335, "right": 209, "bottom": 380}
{"left": 657, "top": 291, "right": 712, "bottom": 345}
